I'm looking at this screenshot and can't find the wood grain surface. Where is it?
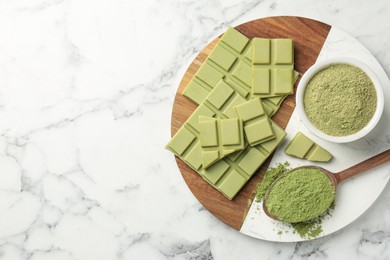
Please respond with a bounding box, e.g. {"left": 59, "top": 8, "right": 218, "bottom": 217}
{"left": 170, "top": 16, "right": 331, "bottom": 231}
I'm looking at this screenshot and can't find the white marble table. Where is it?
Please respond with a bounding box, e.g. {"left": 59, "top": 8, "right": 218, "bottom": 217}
{"left": 1, "top": 0, "right": 390, "bottom": 259}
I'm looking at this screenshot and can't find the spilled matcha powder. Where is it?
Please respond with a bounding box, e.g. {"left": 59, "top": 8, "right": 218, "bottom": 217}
{"left": 304, "top": 64, "right": 377, "bottom": 136}
{"left": 255, "top": 162, "right": 291, "bottom": 202}
{"left": 290, "top": 202, "right": 335, "bottom": 239}
{"left": 291, "top": 219, "right": 323, "bottom": 238}
{"left": 265, "top": 167, "right": 335, "bottom": 223}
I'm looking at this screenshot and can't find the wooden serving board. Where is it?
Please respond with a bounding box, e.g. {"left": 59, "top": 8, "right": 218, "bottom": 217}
{"left": 171, "top": 16, "right": 331, "bottom": 230}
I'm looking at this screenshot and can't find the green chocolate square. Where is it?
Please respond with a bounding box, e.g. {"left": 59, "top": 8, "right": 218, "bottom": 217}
{"left": 197, "top": 62, "right": 224, "bottom": 87}
{"left": 306, "top": 146, "right": 333, "bottom": 162}
{"left": 274, "top": 69, "right": 293, "bottom": 94}
{"left": 220, "top": 27, "right": 249, "bottom": 53}
{"left": 221, "top": 118, "right": 241, "bottom": 145}
{"left": 285, "top": 132, "right": 333, "bottom": 162}
{"left": 234, "top": 98, "right": 265, "bottom": 122}
{"left": 201, "top": 150, "right": 220, "bottom": 170}
{"left": 201, "top": 159, "right": 230, "bottom": 184}
{"left": 209, "top": 45, "right": 237, "bottom": 71}
{"left": 183, "top": 80, "right": 210, "bottom": 105}
{"left": 253, "top": 38, "right": 270, "bottom": 64}
{"left": 238, "top": 148, "right": 266, "bottom": 176}
{"left": 184, "top": 142, "right": 202, "bottom": 170}
{"left": 167, "top": 127, "right": 196, "bottom": 156}
{"left": 285, "top": 132, "right": 314, "bottom": 158}
{"left": 218, "top": 170, "right": 246, "bottom": 200}
{"left": 232, "top": 61, "right": 252, "bottom": 86}
{"left": 206, "top": 80, "right": 234, "bottom": 109}
{"left": 274, "top": 39, "right": 293, "bottom": 64}
{"left": 243, "top": 45, "right": 252, "bottom": 61}
{"left": 199, "top": 117, "right": 218, "bottom": 147}
{"left": 253, "top": 68, "right": 270, "bottom": 94}
{"left": 244, "top": 118, "right": 275, "bottom": 146}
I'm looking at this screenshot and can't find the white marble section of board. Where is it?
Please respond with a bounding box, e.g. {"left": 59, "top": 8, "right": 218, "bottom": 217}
{"left": 240, "top": 26, "right": 390, "bottom": 242}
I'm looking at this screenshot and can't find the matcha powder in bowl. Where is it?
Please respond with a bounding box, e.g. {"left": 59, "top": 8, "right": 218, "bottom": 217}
{"left": 304, "top": 64, "right": 377, "bottom": 136}
{"left": 296, "top": 58, "right": 384, "bottom": 143}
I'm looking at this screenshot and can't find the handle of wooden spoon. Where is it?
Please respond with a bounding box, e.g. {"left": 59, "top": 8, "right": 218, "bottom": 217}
{"left": 335, "top": 149, "right": 390, "bottom": 183}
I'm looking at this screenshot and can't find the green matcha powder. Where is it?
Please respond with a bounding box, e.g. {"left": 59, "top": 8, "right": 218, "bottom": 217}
{"left": 255, "top": 162, "right": 291, "bottom": 202}
{"left": 265, "top": 168, "right": 335, "bottom": 223}
{"left": 255, "top": 163, "right": 335, "bottom": 239}
{"left": 304, "top": 64, "right": 377, "bottom": 136}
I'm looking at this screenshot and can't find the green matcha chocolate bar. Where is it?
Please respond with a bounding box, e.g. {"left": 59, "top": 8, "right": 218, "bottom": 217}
{"left": 284, "top": 132, "right": 333, "bottom": 162}
{"left": 234, "top": 98, "right": 275, "bottom": 146}
{"left": 167, "top": 80, "right": 286, "bottom": 199}
{"left": 199, "top": 116, "right": 245, "bottom": 168}
{"left": 183, "top": 27, "right": 252, "bottom": 104}
{"left": 183, "top": 27, "right": 287, "bottom": 117}
{"left": 252, "top": 38, "right": 295, "bottom": 98}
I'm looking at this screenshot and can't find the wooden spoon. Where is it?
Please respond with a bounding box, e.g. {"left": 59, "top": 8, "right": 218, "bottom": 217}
{"left": 263, "top": 148, "right": 390, "bottom": 222}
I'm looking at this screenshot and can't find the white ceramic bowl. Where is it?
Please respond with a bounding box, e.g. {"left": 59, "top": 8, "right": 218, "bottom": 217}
{"left": 296, "top": 57, "right": 384, "bottom": 143}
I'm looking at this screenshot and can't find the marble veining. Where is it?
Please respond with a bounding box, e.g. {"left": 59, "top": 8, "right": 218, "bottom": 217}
{"left": 0, "top": 0, "right": 390, "bottom": 259}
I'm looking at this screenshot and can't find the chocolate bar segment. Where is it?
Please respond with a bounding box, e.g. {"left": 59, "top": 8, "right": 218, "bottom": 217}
{"left": 252, "top": 38, "right": 295, "bottom": 98}
{"left": 234, "top": 98, "right": 275, "bottom": 146}
{"left": 183, "top": 28, "right": 252, "bottom": 104}
{"left": 284, "top": 132, "right": 333, "bottom": 162}
{"left": 199, "top": 116, "right": 245, "bottom": 169}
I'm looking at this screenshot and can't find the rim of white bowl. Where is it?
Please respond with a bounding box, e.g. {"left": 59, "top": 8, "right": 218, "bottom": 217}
{"left": 296, "top": 57, "right": 385, "bottom": 143}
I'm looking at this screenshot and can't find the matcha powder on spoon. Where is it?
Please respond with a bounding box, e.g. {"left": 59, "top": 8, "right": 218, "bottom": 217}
{"left": 255, "top": 164, "right": 335, "bottom": 238}
{"left": 265, "top": 167, "right": 335, "bottom": 223}
{"left": 303, "top": 64, "right": 377, "bottom": 136}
